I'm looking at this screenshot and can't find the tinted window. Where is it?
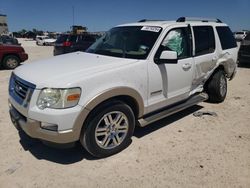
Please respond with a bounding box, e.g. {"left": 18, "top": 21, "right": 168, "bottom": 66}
{"left": 69, "top": 35, "right": 77, "bottom": 42}
{"left": 216, "top": 26, "right": 237, "bottom": 50}
{"left": 56, "top": 35, "right": 68, "bottom": 43}
{"left": 84, "top": 35, "right": 96, "bottom": 42}
{"left": 193, "top": 26, "right": 215, "bottom": 56}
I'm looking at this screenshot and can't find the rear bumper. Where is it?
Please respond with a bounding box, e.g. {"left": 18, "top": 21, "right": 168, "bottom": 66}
{"left": 9, "top": 104, "right": 80, "bottom": 144}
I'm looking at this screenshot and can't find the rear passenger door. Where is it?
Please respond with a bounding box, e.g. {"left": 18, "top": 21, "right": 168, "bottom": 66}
{"left": 191, "top": 25, "right": 218, "bottom": 88}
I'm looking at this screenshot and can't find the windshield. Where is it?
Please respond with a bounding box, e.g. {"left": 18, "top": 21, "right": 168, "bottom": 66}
{"left": 86, "top": 26, "right": 162, "bottom": 59}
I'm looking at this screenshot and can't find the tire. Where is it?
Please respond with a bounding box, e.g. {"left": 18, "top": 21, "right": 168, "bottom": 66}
{"left": 2, "top": 55, "right": 20, "bottom": 69}
{"left": 206, "top": 70, "right": 227, "bottom": 103}
{"left": 80, "top": 100, "right": 135, "bottom": 158}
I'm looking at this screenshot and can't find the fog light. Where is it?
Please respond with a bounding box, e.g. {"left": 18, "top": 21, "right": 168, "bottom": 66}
{"left": 40, "top": 122, "right": 58, "bottom": 131}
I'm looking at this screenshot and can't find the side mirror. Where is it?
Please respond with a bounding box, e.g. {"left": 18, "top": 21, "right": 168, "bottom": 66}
{"left": 156, "top": 50, "right": 178, "bottom": 64}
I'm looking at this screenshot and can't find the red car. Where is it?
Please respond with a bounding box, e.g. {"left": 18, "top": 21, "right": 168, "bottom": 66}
{"left": 0, "top": 44, "right": 28, "bottom": 69}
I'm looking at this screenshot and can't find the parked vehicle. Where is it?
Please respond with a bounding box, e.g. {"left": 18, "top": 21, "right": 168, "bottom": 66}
{"left": 24, "top": 31, "right": 36, "bottom": 40}
{"left": 53, "top": 33, "right": 98, "bottom": 55}
{"left": 238, "top": 33, "right": 250, "bottom": 64}
{"left": 0, "top": 44, "right": 28, "bottom": 69}
{"left": 9, "top": 17, "right": 238, "bottom": 158}
{"left": 0, "top": 35, "right": 19, "bottom": 45}
{"left": 36, "top": 35, "right": 56, "bottom": 46}
{"left": 234, "top": 31, "right": 248, "bottom": 41}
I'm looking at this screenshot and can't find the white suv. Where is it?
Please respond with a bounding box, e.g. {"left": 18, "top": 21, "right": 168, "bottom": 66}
{"left": 36, "top": 35, "right": 56, "bottom": 46}
{"left": 9, "top": 17, "right": 238, "bottom": 157}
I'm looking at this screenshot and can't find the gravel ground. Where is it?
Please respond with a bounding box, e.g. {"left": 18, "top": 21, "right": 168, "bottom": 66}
{"left": 0, "top": 39, "right": 249, "bottom": 188}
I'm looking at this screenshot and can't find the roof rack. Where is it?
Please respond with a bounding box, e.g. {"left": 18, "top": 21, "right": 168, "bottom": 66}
{"left": 138, "top": 19, "right": 164, "bottom": 23}
{"left": 176, "top": 17, "right": 222, "bottom": 23}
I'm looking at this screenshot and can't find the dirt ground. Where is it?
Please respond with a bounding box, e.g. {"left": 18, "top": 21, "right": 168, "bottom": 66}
{"left": 0, "top": 39, "right": 249, "bottom": 188}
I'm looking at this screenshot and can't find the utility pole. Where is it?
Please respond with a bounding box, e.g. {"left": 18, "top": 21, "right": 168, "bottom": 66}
{"left": 72, "top": 6, "right": 75, "bottom": 26}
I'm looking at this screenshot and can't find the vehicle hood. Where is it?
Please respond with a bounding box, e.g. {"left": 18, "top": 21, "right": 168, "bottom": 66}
{"left": 14, "top": 52, "right": 138, "bottom": 89}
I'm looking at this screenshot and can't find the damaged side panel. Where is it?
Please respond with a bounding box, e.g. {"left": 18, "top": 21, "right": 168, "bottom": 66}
{"left": 189, "top": 25, "right": 238, "bottom": 96}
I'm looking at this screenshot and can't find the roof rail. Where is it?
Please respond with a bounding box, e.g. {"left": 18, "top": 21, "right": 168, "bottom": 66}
{"left": 176, "top": 17, "right": 222, "bottom": 23}
{"left": 138, "top": 19, "right": 164, "bottom": 23}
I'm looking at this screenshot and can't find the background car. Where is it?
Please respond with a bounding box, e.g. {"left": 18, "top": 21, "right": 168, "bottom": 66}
{"left": 0, "top": 35, "right": 19, "bottom": 45}
{"left": 0, "top": 43, "right": 28, "bottom": 69}
{"left": 53, "top": 33, "right": 99, "bottom": 55}
{"left": 238, "top": 33, "right": 250, "bottom": 65}
{"left": 36, "top": 35, "right": 56, "bottom": 46}
{"left": 234, "top": 31, "right": 248, "bottom": 41}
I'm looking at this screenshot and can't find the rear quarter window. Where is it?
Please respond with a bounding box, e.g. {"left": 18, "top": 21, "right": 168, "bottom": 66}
{"left": 216, "top": 26, "right": 237, "bottom": 50}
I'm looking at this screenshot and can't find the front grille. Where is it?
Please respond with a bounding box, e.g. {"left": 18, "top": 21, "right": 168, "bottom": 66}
{"left": 9, "top": 73, "right": 36, "bottom": 108}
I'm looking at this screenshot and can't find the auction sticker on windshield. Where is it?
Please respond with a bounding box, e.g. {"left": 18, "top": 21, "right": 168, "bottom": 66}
{"left": 141, "top": 26, "right": 161, "bottom": 32}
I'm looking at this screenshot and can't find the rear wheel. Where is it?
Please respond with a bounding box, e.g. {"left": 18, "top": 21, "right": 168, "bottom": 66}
{"left": 3, "top": 55, "right": 20, "bottom": 69}
{"left": 81, "top": 100, "right": 135, "bottom": 158}
{"left": 206, "top": 70, "right": 227, "bottom": 103}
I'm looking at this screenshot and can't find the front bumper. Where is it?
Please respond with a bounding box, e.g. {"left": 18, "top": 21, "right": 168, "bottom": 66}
{"left": 8, "top": 73, "right": 91, "bottom": 144}
{"left": 9, "top": 105, "right": 80, "bottom": 143}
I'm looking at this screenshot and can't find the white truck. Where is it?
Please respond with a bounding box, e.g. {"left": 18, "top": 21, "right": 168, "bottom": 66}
{"left": 9, "top": 17, "right": 238, "bottom": 158}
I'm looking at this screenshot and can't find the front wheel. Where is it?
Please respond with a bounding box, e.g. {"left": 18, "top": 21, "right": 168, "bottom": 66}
{"left": 206, "top": 70, "right": 227, "bottom": 103}
{"left": 81, "top": 101, "right": 135, "bottom": 158}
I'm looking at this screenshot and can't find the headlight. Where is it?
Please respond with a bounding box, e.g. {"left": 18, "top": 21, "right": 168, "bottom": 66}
{"left": 37, "top": 88, "right": 81, "bottom": 110}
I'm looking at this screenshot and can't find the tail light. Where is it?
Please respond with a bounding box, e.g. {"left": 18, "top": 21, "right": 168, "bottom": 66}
{"left": 63, "top": 41, "right": 72, "bottom": 47}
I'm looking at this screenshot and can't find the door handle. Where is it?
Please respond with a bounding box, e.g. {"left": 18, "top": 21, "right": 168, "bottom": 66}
{"left": 182, "top": 63, "right": 192, "bottom": 69}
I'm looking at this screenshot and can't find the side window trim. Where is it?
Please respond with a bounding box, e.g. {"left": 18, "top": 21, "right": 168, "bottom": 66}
{"left": 154, "top": 26, "right": 192, "bottom": 63}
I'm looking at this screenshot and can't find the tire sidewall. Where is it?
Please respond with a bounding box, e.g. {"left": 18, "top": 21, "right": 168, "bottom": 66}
{"left": 3, "top": 55, "right": 20, "bottom": 69}
{"left": 206, "top": 70, "right": 227, "bottom": 103}
{"left": 82, "top": 101, "right": 135, "bottom": 158}
{"left": 218, "top": 71, "right": 227, "bottom": 99}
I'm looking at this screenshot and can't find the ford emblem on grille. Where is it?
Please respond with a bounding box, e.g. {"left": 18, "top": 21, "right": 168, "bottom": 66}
{"left": 15, "top": 85, "right": 22, "bottom": 92}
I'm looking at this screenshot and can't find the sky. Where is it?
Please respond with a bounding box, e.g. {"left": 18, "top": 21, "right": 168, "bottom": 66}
{"left": 0, "top": 0, "right": 250, "bottom": 32}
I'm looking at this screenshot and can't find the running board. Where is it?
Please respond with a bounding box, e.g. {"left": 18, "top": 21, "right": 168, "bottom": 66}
{"left": 138, "top": 93, "right": 208, "bottom": 127}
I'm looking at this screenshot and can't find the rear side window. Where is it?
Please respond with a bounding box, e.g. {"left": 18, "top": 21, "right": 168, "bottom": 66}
{"left": 193, "top": 26, "right": 215, "bottom": 56}
{"left": 216, "top": 27, "right": 237, "bottom": 50}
